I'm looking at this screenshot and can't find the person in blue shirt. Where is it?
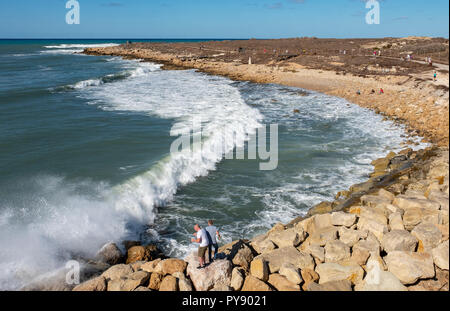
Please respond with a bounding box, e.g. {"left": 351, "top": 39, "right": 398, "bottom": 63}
{"left": 205, "top": 220, "right": 222, "bottom": 263}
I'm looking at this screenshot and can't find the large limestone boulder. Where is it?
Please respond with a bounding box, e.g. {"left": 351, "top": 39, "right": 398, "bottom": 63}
{"left": 250, "top": 235, "right": 276, "bottom": 254}
{"left": 357, "top": 216, "right": 389, "bottom": 242}
{"left": 359, "top": 206, "right": 389, "bottom": 225}
{"left": 307, "top": 280, "right": 352, "bottom": 291}
{"left": 255, "top": 246, "right": 315, "bottom": 273}
{"left": 311, "top": 214, "right": 333, "bottom": 231}
{"left": 241, "top": 275, "right": 273, "bottom": 291}
{"left": 148, "top": 272, "right": 163, "bottom": 290}
{"left": 427, "top": 190, "right": 449, "bottom": 211}
{"left": 267, "top": 274, "right": 300, "bottom": 291}
{"left": 126, "top": 245, "right": 162, "bottom": 264}
{"left": 231, "top": 243, "right": 254, "bottom": 271}
{"left": 331, "top": 212, "right": 356, "bottom": 227}
{"left": 384, "top": 251, "right": 435, "bottom": 284}
{"left": 360, "top": 195, "right": 392, "bottom": 209}
{"left": 267, "top": 223, "right": 285, "bottom": 235}
{"left": 411, "top": 222, "right": 443, "bottom": 251}
{"left": 437, "top": 224, "right": 449, "bottom": 241}
{"left": 172, "top": 272, "right": 193, "bottom": 291}
{"left": 355, "top": 257, "right": 407, "bottom": 291}
{"left": 315, "top": 262, "right": 364, "bottom": 285}
{"left": 122, "top": 240, "right": 141, "bottom": 251}
{"left": 353, "top": 234, "right": 381, "bottom": 254}
{"left": 130, "top": 261, "right": 146, "bottom": 272}
{"left": 432, "top": 240, "right": 449, "bottom": 270}
{"left": 159, "top": 275, "right": 178, "bottom": 291}
{"left": 294, "top": 216, "right": 315, "bottom": 234}
{"left": 408, "top": 268, "right": 449, "bottom": 291}
{"left": 101, "top": 264, "right": 134, "bottom": 281}
{"left": 351, "top": 247, "right": 370, "bottom": 266}
{"left": 393, "top": 196, "right": 440, "bottom": 211}
{"left": 303, "top": 244, "right": 325, "bottom": 263}
{"left": 141, "top": 258, "right": 162, "bottom": 273}
{"left": 107, "top": 271, "right": 150, "bottom": 291}
{"left": 230, "top": 268, "right": 245, "bottom": 291}
{"left": 157, "top": 258, "right": 187, "bottom": 276}
{"left": 95, "top": 243, "right": 124, "bottom": 265}
{"left": 279, "top": 263, "right": 303, "bottom": 285}
{"left": 338, "top": 227, "right": 367, "bottom": 247}
{"left": 307, "top": 202, "right": 333, "bottom": 217}
{"left": 388, "top": 212, "right": 405, "bottom": 231}
{"left": 351, "top": 233, "right": 381, "bottom": 266}
{"left": 301, "top": 268, "right": 319, "bottom": 291}
{"left": 441, "top": 210, "right": 449, "bottom": 225}
{"left": 402, "top": 208, "right": 423, "bottom": 230}
{"left": 250, "top": 258, "right": 269, "bottom": 281}
{"left": 304, "top": 226, "right": 338, "bottom": 247}
{"left": 268, "top": 228, "right": 305, "bottom": 248}
{"left": 381, "top": 230, "right": 418, "bottom": 252}
{"left": 378, "top": 189, "right": 396, "bottom": 202}
{"left": 186, "top": 253, "right": 232, "bottom": 291}
{"left": 324, "top": 240, "right": 350, "bottom": 263}
{"left": 73, "top": 276, "right": 107, "bottom": 291}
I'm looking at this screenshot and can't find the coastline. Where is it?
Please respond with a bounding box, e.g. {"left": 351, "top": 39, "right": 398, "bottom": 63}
{"left": 22, "top": 42, "right": 449, "bottom": 291}
{"left": 83, "top": 44, "right": 449, "bottom": 147}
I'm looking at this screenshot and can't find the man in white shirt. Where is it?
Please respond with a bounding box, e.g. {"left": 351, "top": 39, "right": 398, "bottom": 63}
{"left": 206, "top": 220, "right": 221, "bottom": 263}
{"left": 191, "top": 224, "right": 210, "bottom": 269}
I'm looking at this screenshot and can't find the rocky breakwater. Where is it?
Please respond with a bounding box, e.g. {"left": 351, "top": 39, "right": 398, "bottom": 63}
{"left": 67, "top": 146, "right": 448, "bottom": 292}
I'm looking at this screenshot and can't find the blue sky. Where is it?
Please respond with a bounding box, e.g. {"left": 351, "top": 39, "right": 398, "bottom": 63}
{"left": 0, "top": 0, "right": 448, "bottom": 38}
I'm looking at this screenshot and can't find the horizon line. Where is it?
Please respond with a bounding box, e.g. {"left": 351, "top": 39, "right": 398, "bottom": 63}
{"left": 1, "top": 36, "right": 449, "bottom": 41}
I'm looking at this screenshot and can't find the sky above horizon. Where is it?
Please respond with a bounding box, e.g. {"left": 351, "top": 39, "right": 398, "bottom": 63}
{"left": 0, "top": 0, "right": 448, "bottom": 39}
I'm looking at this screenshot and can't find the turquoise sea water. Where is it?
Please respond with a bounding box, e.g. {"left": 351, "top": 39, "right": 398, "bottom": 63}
{"left": 0, "top": 40, "right": 425, "bottom": 289}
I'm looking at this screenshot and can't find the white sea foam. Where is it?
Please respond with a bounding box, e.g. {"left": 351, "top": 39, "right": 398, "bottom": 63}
{"left": 40, "top": 49, "right": 85, "bottom": 55}
{"left": 44, "top": 43, "right": 120, "bottom": 49}
{"left": 59, "top": 62, "right": 162, "bottom": 90}
{"left": 90, "top": 65, "right": 264, "bottom": 218}
{"left": 72, "top": 79, "right": 104, "bottom": 89}
{"left": 40, "top": 43, "right": 119, "bottom": 56}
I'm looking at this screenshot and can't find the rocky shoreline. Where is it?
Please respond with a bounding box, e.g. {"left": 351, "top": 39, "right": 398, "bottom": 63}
{"left": 23, "top": 146, "right": 447, "bottom": 291}
{"left": 21, "top": 43, "right": 448, "bottom": 291}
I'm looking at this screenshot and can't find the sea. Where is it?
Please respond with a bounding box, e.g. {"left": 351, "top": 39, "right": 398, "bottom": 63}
{"left": 0, "top": 39, "right": 426, "bottom": 290}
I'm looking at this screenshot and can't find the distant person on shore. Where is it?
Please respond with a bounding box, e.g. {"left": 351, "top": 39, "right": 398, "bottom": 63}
{"left": 434, "top": 71, "right": 437, "bottom": 81}
{"left": 191, "top": 224, "right": 212, "bottom": 269}
{"left": 206, "top": 220, "right": 222, "bottom": 262}
{"left": 379, "top": 88, "right": 384, "bottom": 94}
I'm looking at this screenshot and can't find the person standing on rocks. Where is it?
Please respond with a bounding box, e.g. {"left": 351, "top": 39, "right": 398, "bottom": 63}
{"left": 191, "top": 224, "right": 211, "bottom": 269}
{"left": 206, "top": 220, "right": 221, "bottom": 263}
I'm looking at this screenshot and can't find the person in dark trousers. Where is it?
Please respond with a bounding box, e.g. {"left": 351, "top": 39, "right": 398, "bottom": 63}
{"left": 206, "top": 220, "right": 221, "bottom": 263}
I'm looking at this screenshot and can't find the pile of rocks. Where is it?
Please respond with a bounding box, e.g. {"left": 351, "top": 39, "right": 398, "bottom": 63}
{"left": 70, "top": 146, "right": 448, "bottom": 291}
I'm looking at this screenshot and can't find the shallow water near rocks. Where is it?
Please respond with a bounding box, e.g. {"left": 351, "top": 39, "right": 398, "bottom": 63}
{"left": 0, "top": 40, "right": 427, "bottom": 290}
